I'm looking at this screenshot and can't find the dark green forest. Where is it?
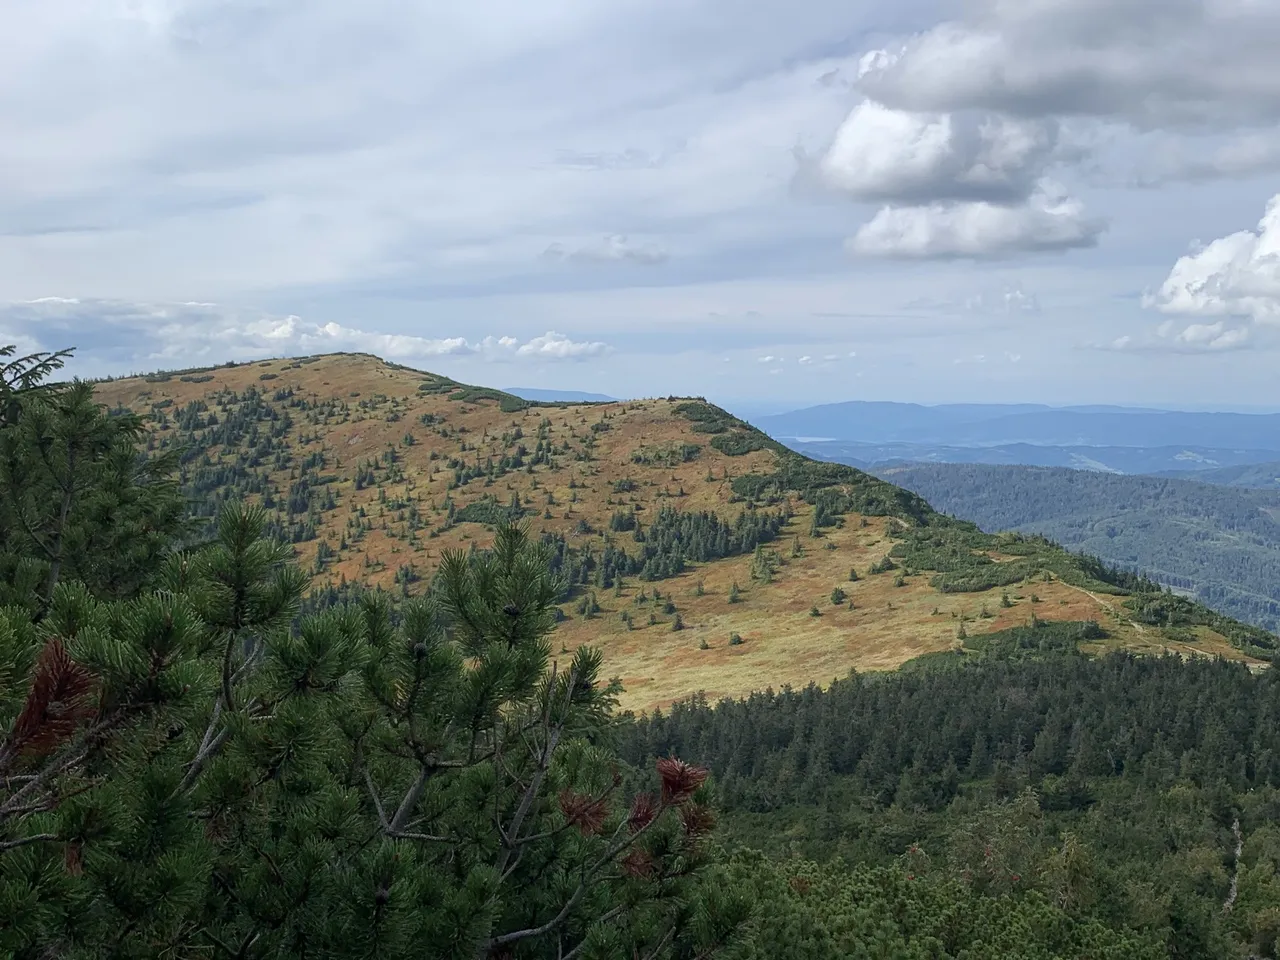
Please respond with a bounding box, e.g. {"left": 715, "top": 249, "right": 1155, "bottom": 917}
{"left": 620, "top": 625, "right": 1280, "bottom": 958}
{"left": 879, "top": 462, "right": 1280, "bottom": 631}
{"left": 5, "top": 346, "right": 1280, "bottom": 958}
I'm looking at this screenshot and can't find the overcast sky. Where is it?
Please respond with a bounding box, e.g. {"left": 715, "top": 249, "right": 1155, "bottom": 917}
{"left": 3, "top": 0, "right": 1280, "bottom": 411}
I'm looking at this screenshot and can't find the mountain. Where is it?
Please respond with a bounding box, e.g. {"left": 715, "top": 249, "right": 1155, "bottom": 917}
{"left": 875, "top": 462, "right": 1280, "bottom": 631}
{"left": 503, "top": 387, "right": 618, "bottom": 403}
{"left": 1154, "top": 460, "right": 1280, "bottom": 489}
{"left": 96, "top": 353, "right": 1276, "bottom": 711}
{"left": 783, "top": 438, "right": 1280, "bottom": 475}
{"left": 756, "top": 400, "right": 1280, "bottom": 457}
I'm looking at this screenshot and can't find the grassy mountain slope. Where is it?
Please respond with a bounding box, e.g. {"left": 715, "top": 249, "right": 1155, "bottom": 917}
{"left": 876, "top": 462, "right": 1280, "bottom": 632}
{"left": 95, "top": 353, "right": 1275, "bottom": 710}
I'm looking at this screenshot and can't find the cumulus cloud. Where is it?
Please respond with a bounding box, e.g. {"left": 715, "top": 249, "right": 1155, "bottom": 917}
{"left": 817, "top": 100, "right": 1060, "bottom": 204}
{"left": 1091, "top": 320, "right": 1252, "bottom": 354}
{"left": 482, "top": 331, "right": 610, "bottom": 360}
{"left": 1144, "top": 193, "right": 1280, "bottom": 324}
{"left": 808, "top": 93, "right": 1098, "bottom": 259}
{"left": 856, "top": 1, "right": 1280, "bottom": 131}
{"left": 849, "top": 181, "right": 1103, "bottom": 259}
{"left": 0, "top": 298, "right": 610, "bottom": 371}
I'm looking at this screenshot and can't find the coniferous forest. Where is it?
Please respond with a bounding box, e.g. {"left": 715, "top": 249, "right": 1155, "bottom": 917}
{"left": 4, "top": 345, "right": 1280, "bottom": 958}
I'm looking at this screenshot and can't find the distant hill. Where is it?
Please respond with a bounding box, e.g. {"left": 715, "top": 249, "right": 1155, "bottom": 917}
{"left": 1154, "top": 460, "right": 1280, "bottom": 489}
{"left": 876, "top": 462, "right": 1280, "bottom": 632}
{"left": 757, "top": 400, "right": 1280, "bottom": 454}
{"left": 503, "top": 387, "right": 617, "bottom": 403}
{"left": 788, "top": 439, "right": 1279, "bottom": 475}
{"left": 93, "top": 353, "right": 1275, "bottom": 710}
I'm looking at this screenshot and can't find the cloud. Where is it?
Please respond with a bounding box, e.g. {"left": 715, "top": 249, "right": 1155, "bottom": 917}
{"left": 806, "top": 95, "right": 1096, "bottom": 260}
{"left": 856, "top": 1, "right": 1280, "bottom": 131}
{"left": 541, "top": 235, "right": 669, "bottom": 266}
{"left": 1133, "top": 132, "right": 1280, "bottom": 185}
{"left": 0, "top": 298, "right": 610, "bottom": 369}
{"left": 1165, "top": 320, "right": 1251, "bottom": 350}
{"left": 908, "top": 284, "right": 1043, "bottom": 313}
{"left": 849, "top": 181, "right": 1104, "bottom": 258}
{"left": 1091, "top": 320, "right": 1252, "bottom": 354}
{"left": 1144, "top": 193, "right": 1280, "bottom": 324}
{"left": 816, "top": 100, "right": 1061, "bottom": 204}
{"left": 484, "top": 331, "right": 610, "bottom": 360}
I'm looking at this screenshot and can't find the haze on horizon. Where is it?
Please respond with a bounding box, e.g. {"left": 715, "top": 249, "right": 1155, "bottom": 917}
{"left": 3, "top": 0, "right": 1280, "bottom": 411}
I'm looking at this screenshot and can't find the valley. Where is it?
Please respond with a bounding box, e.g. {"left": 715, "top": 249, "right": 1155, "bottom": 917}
{"left": 877, "top": 462, "right": 1280, "bottom": 633}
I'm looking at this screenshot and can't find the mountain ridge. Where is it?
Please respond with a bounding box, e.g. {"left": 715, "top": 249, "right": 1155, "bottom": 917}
{"left": 94, "top": 352, "right": 1275, "bottom": 710}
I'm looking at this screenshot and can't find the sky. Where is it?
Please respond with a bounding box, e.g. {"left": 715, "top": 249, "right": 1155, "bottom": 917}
{"left": 3, "top": 0, "right": 1280, "bottom": 412}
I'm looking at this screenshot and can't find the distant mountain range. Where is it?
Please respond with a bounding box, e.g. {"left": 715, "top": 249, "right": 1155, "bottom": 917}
{"left": 751, "top": 401, "right": 1280, "bottom": 476}
{"left": 755, "top": 401, "right": 1280, "bottom": 449}
{"left": 503, "top": 387, "right": 618, "bottom": 403}
{"left": 784, "top": 439, "right": 1280, "bottom": 478}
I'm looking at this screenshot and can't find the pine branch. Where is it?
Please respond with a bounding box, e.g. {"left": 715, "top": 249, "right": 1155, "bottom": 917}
{"left": 491, "top": 661, "right": 571, "bottom": 880}
{"left": 388, "top": 767, "right": 430, "bottom": 833}
{"left": 482, "top": 785, "right": 674, "bottom": 956}
{"left": 558, "top": 905, "right": 626, "bottom": 960}
{"left": 0, "top": 832, "right": 57, "bottom": 852}
{"left": 174, "top": 700, "right": 231, "bottom": 796}
{"left": 364, "top": 767, "right": 390, "bottom": 829}
{"left": 0, "top": 746, "right": 90, "bottom": 821}
{"left": 637, "top": 924, "right": 677, "bottom": 960}
{"left": 41, "top": 441, "right": 78, "bottom": 603}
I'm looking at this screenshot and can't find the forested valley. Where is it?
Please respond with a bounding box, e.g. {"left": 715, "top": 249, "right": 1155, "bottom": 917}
{"left": 879, "top": 462, "right": 1280, "bottom": 632}
{"left": 4, "top": 346, "right": 1280, "bottom": 959}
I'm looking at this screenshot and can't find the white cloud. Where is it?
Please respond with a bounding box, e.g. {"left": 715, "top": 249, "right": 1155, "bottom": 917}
{"left": 856, "top": 2, "right": 1280, "bottom": 131}
{"left": 1091, "top": 320, "right": 1252, "bottom": 354}
{"left": 1134, "top": 132, "right": 1280, "bottom": 185}
{"left": 0, "top": 298, "right": 610, "bottom": 369}
{"left": 806, "top": 94, "right": 1098, "bottom": 260}
{"left": 541, "top": 234, "right": 669, "bottom": 265}
{"left": 849, "top": 181, "right": 1103, "bottom": 258}
{"left": 798, "top": 355, "right": 813, "bottom": 364}
{"left": 817, "top": 100, "right": 1060, "bottom": 204}
{"left": 1144, "top": 193, "right": 1280, "bottom": 324}
{"left": 1000, "top": 286, "right": 1041, "bottom": 313}
{"left": 1168, "top": 321, "right": 1251, "bottom": 350}
{"left": 491, "top": 330, "right": 610, "bottom": 360}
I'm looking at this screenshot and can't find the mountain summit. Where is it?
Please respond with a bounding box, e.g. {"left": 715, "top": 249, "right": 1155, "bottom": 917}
{"left": 97, "top": 353, "right": 1274, "bottom": 710}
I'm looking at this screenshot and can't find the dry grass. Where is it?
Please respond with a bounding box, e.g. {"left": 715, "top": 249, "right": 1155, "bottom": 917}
{"left": 98, "top": 353, "right": 1267, "bottom": 713}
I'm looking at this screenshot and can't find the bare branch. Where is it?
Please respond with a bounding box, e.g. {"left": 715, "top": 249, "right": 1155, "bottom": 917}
{"left": 0, "top": 832, "right": 57, "bottom": 852}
